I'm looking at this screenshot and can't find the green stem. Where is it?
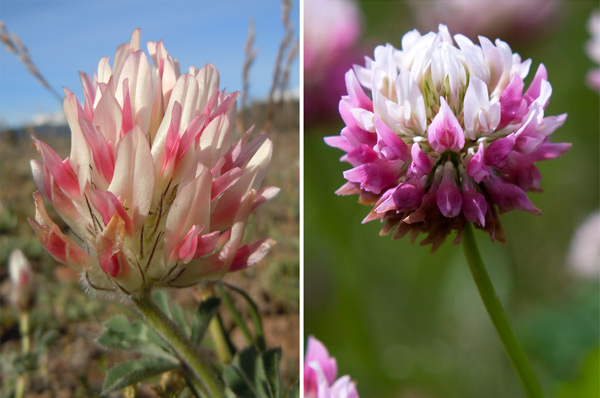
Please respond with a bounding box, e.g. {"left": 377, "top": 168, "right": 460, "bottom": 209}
{"left": 462, "top": 223, "right": 544, "bottom": 398}
{"left": 209, "top": 316, "right": 233, "bottom": 364}
{"left": 131, "top": 291, "right": 225, "bottom": 398}
{"left": 15, "top": 311, "right": 30, "bottom": 398}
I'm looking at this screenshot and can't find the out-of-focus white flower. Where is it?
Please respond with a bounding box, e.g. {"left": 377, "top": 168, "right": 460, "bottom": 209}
{"left": 29, "top": 30, "right": 278, "bottom": 296}
{"left": 8, "top": 249, "right": 34, "bottom": 310}
{"left": 586, "top": 10, "right": 600, "bottom": 92}
{"left": 567, "top": 211, "right": 600, "bottom": 277}
{"left": 411, "top": 0, "right": 561, "bottom": 44}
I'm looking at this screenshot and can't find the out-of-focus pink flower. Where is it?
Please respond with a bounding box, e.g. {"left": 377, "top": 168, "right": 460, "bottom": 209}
{"left": 29, "top": 30, "right": 278, "bottom": 295}
{"left": 326, "top": 25, "right": 570, "bottom": 251}
{"left": 567, "top": 211, "right": 600, "bottom": 277}
{"left": 304, "top": 0, "right": 363, "bottom": 124}
{"left": 411, "top": 0, "right": 561, "bottom": 44}
{"left": 8, "top": 249, "right": 34, "bottom": 311}
{"left": 304, "top": 336, "right": 358, "bottom": 398}
{"left": 586, "top": 10, "right": 600, "bottom": 92}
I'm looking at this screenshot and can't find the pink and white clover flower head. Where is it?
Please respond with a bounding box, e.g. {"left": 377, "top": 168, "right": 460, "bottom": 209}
{"left": 586, "top": 9, "right": 600, "bottom": 92}
{"left": 325, "top": 24, "right": 570, "bottom": 251}
{"left": 304, "top": 336, "right": 358, "bottom": 398}
{"left": 29, "top": 30, "right": 278, "bottom": 295}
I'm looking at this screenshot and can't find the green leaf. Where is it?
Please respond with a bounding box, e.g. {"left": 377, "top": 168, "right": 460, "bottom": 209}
{"left": 152, "top": 290, "right": 172, "bottom": 318}
{"left": 223, "top": 364, "right": 260, "bottom": 398}
{"left": 224, "top": 346, "right": 263, "bottom": 397}
{"left": 191, "top": 297, "right": 221, "bottom": 344}
{"left": 171, "top": 301, "right": 189, "bottom": 335}
{"left": 262, "top": 348, "right": 282, "bottom": 398}
{"left": 224, "top": 283, "right": 266, "bottom": 351}
{"left": 97, "top": 314, "right": 175, "bottom": 360}
{"left": 101, "top": 359, "right": 180, "bottom": 395}
{"left": 285, "top": 382, "right": 299, "bottom": 398}
{"left": 223, "top": 346, "right": 285, "bottom": 398}
{"left": 556, "top": 345, "right": 600, "bottom": 398}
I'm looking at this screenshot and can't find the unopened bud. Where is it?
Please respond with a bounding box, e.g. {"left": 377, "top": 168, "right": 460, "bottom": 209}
{"left": 8, "top": 249, "right": 34, "bottom": 311}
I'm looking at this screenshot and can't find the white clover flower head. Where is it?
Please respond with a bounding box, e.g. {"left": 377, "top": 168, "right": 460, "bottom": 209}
{"left": 29, "top": 30, "right": 279, "bottom": 296}
{"left": 326, "top": 24, "right": 570, "bottom": 250}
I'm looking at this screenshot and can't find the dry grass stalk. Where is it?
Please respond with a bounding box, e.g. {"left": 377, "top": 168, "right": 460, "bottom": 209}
{"left": 264, "top": 0, "right": 296, "bottom": 134}
{"left": 0, "top": 21, "right": 62, "bottom": 102}
{"left": 237, "top": 18, "right": 258, "bottom": 133}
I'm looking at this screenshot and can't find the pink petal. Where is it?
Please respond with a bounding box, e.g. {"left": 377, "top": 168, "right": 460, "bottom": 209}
{"left": 29, "top": 191, "right": 90, "bottom": 268}
{"left": 408, "top": 143, "right": 432, "bottom": 177}
{"left": 228, "top": 238, "right": 276, "bottom": 272}
{"left": 252, "top": 186, "right": 281, "bottom": 212}
{"left": 304, "top": 336, "right": 338, "bottom": 391}
{"left": 498, "top": 74, "right": 527, "bottom": 128}
{"left": 344, "top": 69, "right": 373, "bottom": 111}
{"left": 484, "top": 134, "right": 516, "bottom": 168}
{"left": 461, "top": 175, "right": 488, "bottom": 226}
{"left": 467, "top": 143, "right": 490, "bottom": 183}
{"left": 524, "top": 64, "right": 548, "bottom": 106}
{"left": 32, "top": 137, "right": 80, "bottom": 199}
{"left": 436, "top": 163, "right": 462, "bottom": 218}
{"left": 427, "top": 97, "right": 465, "bottom": 153}
{"left": 484, "top": 178, "right": 541, "bottom": 214}
{"left": 374, "top": 116, "right": 410, "bottom": 161}
{"left": 343, "top": 161, "right": 399, "bottom": 195}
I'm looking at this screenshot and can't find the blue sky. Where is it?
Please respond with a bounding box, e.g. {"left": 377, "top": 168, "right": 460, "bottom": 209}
{"left": 0, "top": 0, "right": 299, "bottom": 127}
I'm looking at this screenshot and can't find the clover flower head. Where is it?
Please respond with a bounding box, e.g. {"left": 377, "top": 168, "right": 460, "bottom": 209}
{"left": 411, "top": 0, "right": 561, "bottom": 44}
{"left": 567, "top": 211, "right": 600, "bottom": 277}
{"left": 304, "top": 336, "right": 359, "bottom": 398}
{"left": 29, "top": 30, "right": 279, "bottom": 295}
{"left": 586, "top": 9, "right": 600, "bottom": 92}
{"left": 326, "top": 24, "right": 570, "bottom": 251}
{"left": 304, "top": 0, "right": 363, "bottom": 123}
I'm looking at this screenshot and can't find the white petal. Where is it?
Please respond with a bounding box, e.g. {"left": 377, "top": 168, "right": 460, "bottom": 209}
{"left": 108, "top": 126, "right": 155, "bottom": 230}
{"left": 63, "top": 90, "right": 91, "bottom": 192}
{"left": 163, "top": 166, "right": 211, "bottom": 264}
{"left": 116, "top": 50, "right": 154, "bottom": 133}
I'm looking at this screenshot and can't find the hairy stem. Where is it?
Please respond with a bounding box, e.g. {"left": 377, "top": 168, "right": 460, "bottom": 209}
{"left": 462, "top": 223, "right": 544, "bottom": 398}
{"left": 131, "top": 291, "right": 225, "bottom": 398}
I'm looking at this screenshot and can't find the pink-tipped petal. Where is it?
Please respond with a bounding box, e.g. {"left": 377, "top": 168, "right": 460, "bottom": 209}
{"left": 228, "top": 238, "right": 276, "bottom": 272}
{"left": 374, "top": 116, "right": 410, "bottom": 161}
{"left": 108, "top": 126, "right": 155, "bottom": 230}
{"left": 427, "top": 97, "right": 465, "bottom": 153}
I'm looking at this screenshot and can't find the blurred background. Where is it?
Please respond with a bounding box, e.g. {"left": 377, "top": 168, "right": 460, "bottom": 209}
{"left": 0, "top": 1, "right": 299, "bottom": 397}
{"left": 304, "top": 1, "right": 599, "bottom": 397}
